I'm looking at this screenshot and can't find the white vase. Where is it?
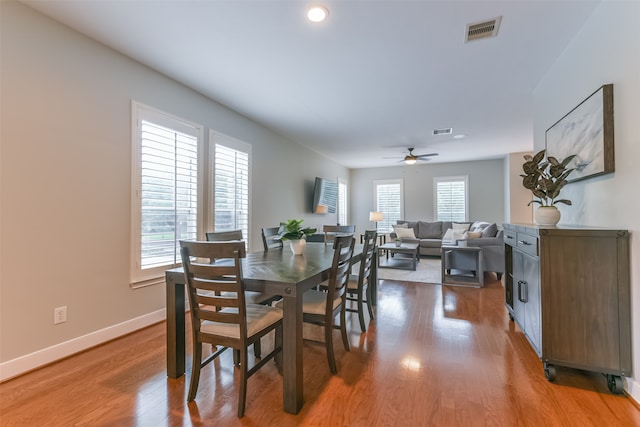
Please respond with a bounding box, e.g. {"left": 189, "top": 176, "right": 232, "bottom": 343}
{"left": 289, "top": 239, "right": 306, "bottom": 255}
{"left": 535, "top": 206, "right": 561, "bottom": 226}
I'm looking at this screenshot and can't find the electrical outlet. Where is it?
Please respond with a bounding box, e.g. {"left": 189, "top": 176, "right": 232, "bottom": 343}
{"left": 54, "top": 306, "right": 67, "bottom": 324}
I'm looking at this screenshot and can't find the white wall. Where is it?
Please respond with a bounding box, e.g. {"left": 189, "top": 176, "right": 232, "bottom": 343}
{"left": 533, "top": 1, "right": 640, "bottom": 399}
{"left": 349, "top": 159, "right": 505, "bottom": 234}
{"left": 0, "top": 2, "right": 347, "bottom": 378}
{"left": 505, "top": 152, "right": 534, "bottom": 223}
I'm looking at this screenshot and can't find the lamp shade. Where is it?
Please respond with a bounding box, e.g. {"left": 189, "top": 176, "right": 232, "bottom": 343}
{"left": 369, "top": 211, "right": 383, "bottom": 222}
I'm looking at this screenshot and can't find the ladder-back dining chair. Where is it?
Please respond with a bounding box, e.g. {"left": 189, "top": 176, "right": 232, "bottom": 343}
{"left": 301, "top": 235, "right": 355, "bottom": 374}
{"left": 323, "top": 224, "right": 356, "bottom": 246}
{"left": 180, "top": 240, "right": 283, "bottom": 418}
{"left": 261, "top": 226, "right": 283, "bottom": 251}
{"left": 346, "top": 229, "right": 377, "bottom": 332}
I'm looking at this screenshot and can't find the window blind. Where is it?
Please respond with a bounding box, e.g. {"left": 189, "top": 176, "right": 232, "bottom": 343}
{"left": 214, "top": 144, "right": 249, "bottom": 243}
{"left": 139, "top": 120, "right": 198, "bottom": 269}
{"left": 436, "top": 179, "right": 467, "bottom": 222}
{"left": 375, "top": 180, "right": 403, "bottom": 233}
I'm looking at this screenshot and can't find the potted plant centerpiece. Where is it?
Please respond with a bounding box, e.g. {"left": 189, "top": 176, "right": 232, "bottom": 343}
{"left": 276, "top": 219, "right": 317, "bottom": 255}
{"left": 521, "top": 149, "right": 576, "bottom": 226}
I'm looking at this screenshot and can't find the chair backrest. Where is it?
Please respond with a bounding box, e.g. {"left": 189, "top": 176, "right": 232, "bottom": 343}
{"left": 180, "top": 240, "right": 248, "bottom": 344}
{"left": 205, "top": 230, "right": 243, "bottom": 242}
{"left": 358, "top": 230, "right": 378, "bottom": 288}
{"left": 323, "top": 225, "right": 356, "bottom": 246}
{"left": 261, "top": 226, "right": 283, "bottom": 251}
{"left": 325, "top": 235, "right": 356, "bottom": 312}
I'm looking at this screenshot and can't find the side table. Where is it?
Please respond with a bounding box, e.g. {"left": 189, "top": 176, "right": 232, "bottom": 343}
{"left": 441, "top": 245, "right": 484, "bottom": 287}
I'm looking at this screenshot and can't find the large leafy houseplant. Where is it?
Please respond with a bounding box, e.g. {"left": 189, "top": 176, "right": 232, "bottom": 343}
{"left": 276, "top": 219, "right": 317, "bottom": 241}
{"left": 521, "top": 150, "right": 577, "bottom": 207}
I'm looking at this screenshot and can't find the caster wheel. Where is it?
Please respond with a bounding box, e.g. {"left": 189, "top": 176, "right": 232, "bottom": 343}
{"left": 607, "top": 375, "right": 624, "bottom": 394}
{"left": 544, "top": 363, "right": 556, "bottom": 382}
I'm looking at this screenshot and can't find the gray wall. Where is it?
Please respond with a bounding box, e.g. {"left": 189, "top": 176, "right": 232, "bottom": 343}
{"left": 349, "top": 159, "right": 505, "bottom": 234}
{"left": 0, "top": 2, "right": 346, "bottom": 375}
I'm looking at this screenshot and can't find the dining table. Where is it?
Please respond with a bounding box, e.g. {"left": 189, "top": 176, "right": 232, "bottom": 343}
{"left": 165, "top": 241, "right": 376, "bottom": 414}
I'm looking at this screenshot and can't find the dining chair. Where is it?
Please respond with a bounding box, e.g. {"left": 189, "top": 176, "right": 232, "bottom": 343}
{"left": 346, "top": 229, "right": 377, "bottom": 332}
{"left": 261, "top": 226, "right": 283, "bottom": 251}
{"left": 180, "top": 240, "right": 283, "bottom": 418}
{"left": 301, "top": 235, "right": 355, "bottom": 374}
{"left": 205, "top": 230, "right": 276, "bottom": 358}
{"left": 323, "top": 224, "right": 356, "bottom": 246}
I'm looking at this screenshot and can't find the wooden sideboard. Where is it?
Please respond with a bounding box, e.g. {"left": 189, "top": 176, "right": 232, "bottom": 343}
{"left": 503, "top": 223, "right": 631, "bottom": 393}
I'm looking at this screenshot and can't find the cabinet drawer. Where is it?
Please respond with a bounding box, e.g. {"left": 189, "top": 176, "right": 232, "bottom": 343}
{"left": 504, "top": 230, "right": 517, "bottom": 246}
{"left": 516, "top": 232, "right": 538, "bottom": 257}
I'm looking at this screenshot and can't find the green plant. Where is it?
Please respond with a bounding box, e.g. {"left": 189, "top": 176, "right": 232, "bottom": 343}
{"left": 521, "top": 149, "right": 577, "bottom": 207}
{"left": 276, "top": 219, "right": 317, "bottom": 241}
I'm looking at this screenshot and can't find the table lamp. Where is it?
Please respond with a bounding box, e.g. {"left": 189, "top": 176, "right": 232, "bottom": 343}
{"left": 369, "top": 211, "right": 383, "bottom": 230}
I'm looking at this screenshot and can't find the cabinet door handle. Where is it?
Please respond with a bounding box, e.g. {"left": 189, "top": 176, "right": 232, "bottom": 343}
{"left": 517, "top": 280, "right": 529, "bottom": 303}
{"left": 518, "top": 240, "right": 532, "bottom": 246}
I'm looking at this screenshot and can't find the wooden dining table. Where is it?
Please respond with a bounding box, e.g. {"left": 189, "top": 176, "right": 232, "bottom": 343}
{"left": 165, "top": 242, "right": 376, "bottom": 414}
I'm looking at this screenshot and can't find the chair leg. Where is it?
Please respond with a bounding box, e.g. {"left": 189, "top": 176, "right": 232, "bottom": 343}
{"left": 233, "top": 349, "right": 240, "bottom": 366}
{"left": 237, "top": 348, "right": 248, "bottom": 417}
{"left": 357, "top": 289, "right": 367, "bottom": 332}
{"left": 365, "top": 284, "right": 375, "bottom": 320}
{"left": 340, "top": 307, "right": 350, "bottom": 352}
{"left": 325, "top": 316, "right": 337, "bottom": 375}
{"left": 187, "top": 342, "right": 203, "bottom": 401}
{"left": 497, "top": 272, "right": 503, "bottom": 280}
{"left": 274, "top": 324, "right": 283, "bottom": 375}
{"left": 253, "top": 338, "right": 261, "bottom": 359}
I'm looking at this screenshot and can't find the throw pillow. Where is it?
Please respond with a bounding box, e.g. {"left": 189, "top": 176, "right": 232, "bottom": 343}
{"left": 394, "top": 226, "right": 416, "bottom": 239}
{"left": 442, "top": 228, "right": 455, "bottom": 244}
{"left": 466, "top": 231, "right": 483, "bottom": 239}
{"left": 481, "top": 223, "right": 498, "bottom": 238}
{"left": 452, "top": 222, "right": 470, "bottom": 232}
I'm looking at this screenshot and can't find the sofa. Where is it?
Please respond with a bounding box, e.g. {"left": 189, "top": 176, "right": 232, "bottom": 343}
{"left": 390, "top": 220, "right": 504, "bottom": 278}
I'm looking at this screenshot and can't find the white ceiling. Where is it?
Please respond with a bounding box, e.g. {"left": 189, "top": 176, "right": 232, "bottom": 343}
{"left": 21, "top": 0, "right": 600, "bottom": 168}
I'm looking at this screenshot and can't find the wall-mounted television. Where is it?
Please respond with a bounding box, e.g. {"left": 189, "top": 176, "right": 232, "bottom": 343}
{"left": 312, "top": 177, "right": 338, "bottom": 214}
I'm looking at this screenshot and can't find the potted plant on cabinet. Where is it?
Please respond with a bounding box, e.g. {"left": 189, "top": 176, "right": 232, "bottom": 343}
{"left": 276, "top": 219, "right": 317, "bottom": 255}
{"left": 521, "top": 149, "right": 577, "bottom": 226}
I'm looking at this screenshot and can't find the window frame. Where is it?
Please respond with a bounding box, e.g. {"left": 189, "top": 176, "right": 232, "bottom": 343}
{"left": 433, "top": 175, "right": 469, "bottom": 222}
{"left": 373, "top": 179, "right": 404, "bottom": 233}
{"left": 130, "top": 101, "right": 205, "bottom": 287}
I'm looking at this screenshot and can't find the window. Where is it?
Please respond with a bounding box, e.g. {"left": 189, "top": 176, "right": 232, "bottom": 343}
{"left": 211, "top": 132, "right": 250, "bottom": 246}
{"left": 374, "top": 179, "right": 403, "bottom": 233}
{"left": 131, "top": 102, "right": 203, "bottom": 285}
{"left": 337, "top": 178, "right": 348, "bottom": 225}
{"left": 434, "top": 176, "right": 468, "bottom": 222}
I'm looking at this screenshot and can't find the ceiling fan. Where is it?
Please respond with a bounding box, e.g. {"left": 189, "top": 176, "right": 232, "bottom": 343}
{"left": 386, "top": 147, "right": 439, "bottom": 165}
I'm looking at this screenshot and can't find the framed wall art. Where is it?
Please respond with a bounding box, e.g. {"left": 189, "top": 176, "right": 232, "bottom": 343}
{"left": 545, "top": 84, "right": 614, "bottom": 183}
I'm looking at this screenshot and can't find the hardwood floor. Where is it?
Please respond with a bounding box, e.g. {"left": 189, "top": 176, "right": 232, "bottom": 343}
{"left": 2, "top": 275, "right": 640, "bottom": 426}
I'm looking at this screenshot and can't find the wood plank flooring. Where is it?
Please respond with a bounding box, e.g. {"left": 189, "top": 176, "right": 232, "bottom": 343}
{"left": 2, "top": 274, "right": 640, "bottom": 426}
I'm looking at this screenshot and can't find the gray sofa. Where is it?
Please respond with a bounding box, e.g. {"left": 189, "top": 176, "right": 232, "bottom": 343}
{"left": 390, "top": 220, "right": 504, "bottom": 277}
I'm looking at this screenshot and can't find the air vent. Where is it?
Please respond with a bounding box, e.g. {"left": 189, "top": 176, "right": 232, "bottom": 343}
{"left": 432, "top": 128, "right": 453, "bottom": 136}
{"left": 466, "top": 16, "right": 502, "bottom": 42}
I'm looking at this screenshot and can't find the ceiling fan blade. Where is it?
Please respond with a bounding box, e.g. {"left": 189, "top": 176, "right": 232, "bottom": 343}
{"left": 415, "top": 153, "right": 438, "bottom": 158}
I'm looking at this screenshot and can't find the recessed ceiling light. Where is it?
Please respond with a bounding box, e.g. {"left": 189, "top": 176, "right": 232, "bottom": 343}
{"left": 453, "top": 134, "right": 465, "bottom": 139}
{"left": 307, "top": 6, "right": 329, "bottom": 23}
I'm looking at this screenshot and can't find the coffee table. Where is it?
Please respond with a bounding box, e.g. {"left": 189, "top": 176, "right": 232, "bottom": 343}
{"left": 379, "top": 242, "right": 420, "bottom": 270}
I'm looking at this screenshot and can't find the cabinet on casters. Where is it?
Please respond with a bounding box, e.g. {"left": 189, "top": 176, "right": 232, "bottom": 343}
{"left": 503, "top": 223, "right": 631, "bottom": 394}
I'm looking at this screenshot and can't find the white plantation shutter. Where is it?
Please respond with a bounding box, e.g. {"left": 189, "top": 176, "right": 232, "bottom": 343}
{"left": 213, "top": 138, "right": 250, "bottom": 245}
{"left": 435, "top": 176, "right": 468, "bottom": 222}
{"left": 338, "top": 180, "right": 348, "bottom": 225}
{"left": 131, "top": 102, "right": 203, "bottom": 285}
{"left": 375, "top": 179, "right": 403, "bottom": 233}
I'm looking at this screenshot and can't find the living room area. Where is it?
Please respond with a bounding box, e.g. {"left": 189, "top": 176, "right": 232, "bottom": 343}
{"left": 2, "top": 0, "right": 640, "bottom": 424}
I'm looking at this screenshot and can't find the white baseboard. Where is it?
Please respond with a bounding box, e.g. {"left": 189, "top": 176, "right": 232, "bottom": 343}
{"left": 627, "top": 378, "right": 640, "bottom": 405}
{"left": 0, "top": 309, "right": 166, "bottom": 382}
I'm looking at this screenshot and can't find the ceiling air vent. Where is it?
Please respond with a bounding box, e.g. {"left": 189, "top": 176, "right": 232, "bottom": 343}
{"left": 466, "top": 16, "right": 502, "bottom": 42}
{"left": 432, "top": 128, "right": 453, "bottom": 136}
